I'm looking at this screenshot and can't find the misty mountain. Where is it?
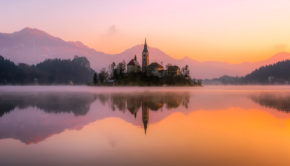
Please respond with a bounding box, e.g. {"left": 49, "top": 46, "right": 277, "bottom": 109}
{"left": 1, "top": 28, "right": 290, "bottom": 79}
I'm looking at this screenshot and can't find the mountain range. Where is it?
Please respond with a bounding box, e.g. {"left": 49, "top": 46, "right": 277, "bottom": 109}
{"left": 1, "top": 27, "right": 290, "bottom": 79}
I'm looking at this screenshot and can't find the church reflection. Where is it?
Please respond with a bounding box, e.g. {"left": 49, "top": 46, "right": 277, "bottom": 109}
{"left": 142, "top": 105, "right": 149, "bottom": 134}
{"left": 96, "top": 92, "right": 190, "bottom": 134}
{"left": 0, "top": 91, "right": 190, "bottom": 144}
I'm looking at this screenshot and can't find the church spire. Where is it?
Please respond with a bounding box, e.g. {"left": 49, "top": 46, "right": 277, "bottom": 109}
{"left": 143, "top": 38, "right": 148, "bottom": 52}
{"left": 142, "top": 38, "right": 149, "bottom": 72}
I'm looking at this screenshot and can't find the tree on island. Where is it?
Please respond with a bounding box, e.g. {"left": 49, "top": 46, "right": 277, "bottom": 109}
{"left": 98, "top": 68, "right": 109, "bottom": 84}
{"left": 93, "top": 60, "right": 201, "bottom": 86}
{"left": 181, "top": 65, "right": 190, "bottom": 79}
{"left": 93, "top": 72, "right": 98, "bottom": 85}
{"left": 117, "top": 61, "right": 126, "bottom": 77}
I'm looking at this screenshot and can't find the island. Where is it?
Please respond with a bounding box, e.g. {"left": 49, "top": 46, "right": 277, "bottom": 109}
{"left": 92, "top": 39, "right": 202, "bottom": 86}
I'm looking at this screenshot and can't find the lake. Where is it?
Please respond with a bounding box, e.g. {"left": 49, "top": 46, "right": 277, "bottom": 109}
{"left": 0, "top": 86, "right": 290, "bottom": 166}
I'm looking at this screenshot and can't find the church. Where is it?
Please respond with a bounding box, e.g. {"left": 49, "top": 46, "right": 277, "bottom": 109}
{"left": 127, "top": 39, "right": 168, "bottom": 77}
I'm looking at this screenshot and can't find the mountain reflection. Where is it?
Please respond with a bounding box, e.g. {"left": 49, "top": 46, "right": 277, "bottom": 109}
{"left": 96, "top": 92, "right": 190, "bottom": 133}
{"left": 0, "top": 91, "right": 190, "bottom": 144}
{"left": 251, "top": 94, "right": 290, "bottom": 113}
{"left": 0, "top": 92, "right": 97, "bottom": 117}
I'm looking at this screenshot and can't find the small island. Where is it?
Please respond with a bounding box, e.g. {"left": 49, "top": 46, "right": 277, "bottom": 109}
{"left": 93, "top": 39, "right": 202, "bottom": 86}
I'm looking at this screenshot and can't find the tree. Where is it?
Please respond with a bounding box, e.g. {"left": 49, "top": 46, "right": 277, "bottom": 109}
{"left": 109, "top": 62, "right": 116, "bottom": 79}
{"left": 181, "top": 65, "right": 190, "bottom": 79}
{"left": 98, "top": 68, "right": 109, "bottom": 83}
{"left": 166, "top": 64, "right": 172, "bottom": 70}
{"left": 93, "top": 72, "right": 98, "bottom": 85}
{"left": 117, "top": 60, "right": 126, "bottom": 77}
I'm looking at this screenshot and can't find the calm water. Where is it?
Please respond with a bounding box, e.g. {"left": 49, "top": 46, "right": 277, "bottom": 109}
{"left": 1, "top": 86, "right": 290, "bottom": 166}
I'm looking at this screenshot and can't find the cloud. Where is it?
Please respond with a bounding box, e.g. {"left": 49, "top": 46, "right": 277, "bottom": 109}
{"left": 106, "top": 24, "right": 118, "bottom": 36}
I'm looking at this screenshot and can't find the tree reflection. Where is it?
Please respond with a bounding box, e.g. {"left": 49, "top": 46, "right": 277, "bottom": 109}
{"left": 96, "top": 92, "right": 190, "bottom": 133}
{"left": 0, "top": 92, "right": 97, "bottom": 117}
{"left": 0, "top": 91, "right": 190, "bottom": 144}
{"left": 251, "top": 94, "right": 290, "bottom": 112}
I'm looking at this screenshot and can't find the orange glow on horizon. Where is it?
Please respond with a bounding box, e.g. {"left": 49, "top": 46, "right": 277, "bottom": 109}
{"left": 2, "top": 0, "right": 290, "bottom": 64}
{"left": 27, "top": 107, "right": 290, "bottom": 165}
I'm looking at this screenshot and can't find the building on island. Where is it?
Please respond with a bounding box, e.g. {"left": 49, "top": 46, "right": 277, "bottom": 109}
{"left": 127, "top": 55, "right": 141, "bottom": 73}
{"left": 127, "top": 39, "right": 182, "bottom": 78}
{"left": 147, "top": 62, "right": 164, "bottom": 77}
{"left": 167, "top": 65, "right": 180, "bottom": 77}
{"left": 142, "top": 39, "right": 149, "bottom": 72}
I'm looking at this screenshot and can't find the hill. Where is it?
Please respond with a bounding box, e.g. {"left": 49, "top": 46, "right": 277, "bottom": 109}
{"left": 243, "top": 60, "right": 290, "bottom": 84}
{"left": 0, "top": 55, "right": 95, "bottom": 85}
{"left": 205, "top": 60, "right": 290, "bottom": 84}
{"left": 1, "top": 28, "right": 290, "bottom": 79}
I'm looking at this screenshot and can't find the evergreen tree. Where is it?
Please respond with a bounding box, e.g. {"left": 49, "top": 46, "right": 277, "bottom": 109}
{"left": 93, "top": 72, "right": 98, "bottom": 85}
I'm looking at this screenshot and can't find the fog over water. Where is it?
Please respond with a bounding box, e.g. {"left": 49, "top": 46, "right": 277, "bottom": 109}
{"left": 0, "top": 86, "right": 290, "bottom": 166}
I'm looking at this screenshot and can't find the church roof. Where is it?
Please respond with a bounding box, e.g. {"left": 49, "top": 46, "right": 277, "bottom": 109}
{"left": 148, "top": 62, "right": 163, "bottom": 68}
{"left": 167, "top": 65, "right": 180, "bottom": 71}
{"left": 127, "top": 59, "right": 140, "bottom": 66}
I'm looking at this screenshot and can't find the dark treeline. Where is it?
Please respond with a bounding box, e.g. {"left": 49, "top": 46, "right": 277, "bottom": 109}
{"left": 243, "top": 60, "right": 290, "bottom": 84}
{"left": 204, "top": 60, "right": 290, "bottom": 85}
{"left": 0, "top": 55, "right": 95, "bottom": 85}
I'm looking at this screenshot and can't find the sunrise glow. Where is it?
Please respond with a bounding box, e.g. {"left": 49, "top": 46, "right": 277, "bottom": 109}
{"left": 1, "top": 0, "right": 290, "bottom": 63}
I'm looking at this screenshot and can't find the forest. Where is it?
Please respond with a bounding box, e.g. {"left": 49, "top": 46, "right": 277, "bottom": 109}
{"left": 0, "top": 55, "right": 95, "bottom": 85}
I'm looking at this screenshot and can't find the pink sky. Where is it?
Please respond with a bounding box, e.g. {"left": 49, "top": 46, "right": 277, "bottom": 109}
{"left": 1, "top": 0, "right": 290, "bottom": 63}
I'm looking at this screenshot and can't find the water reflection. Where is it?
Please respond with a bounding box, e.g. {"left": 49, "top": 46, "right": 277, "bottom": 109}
{"left": 2, "top": 89, "right": 290, "bottom": 145}
{"left": 0, "top": 92, "right": 97, "bottom": 144}
{"left": 0, "top": 92, "right": 96, "bottom": 117}
{"left": 1, "top": 87, "right": 290, "bottom": 166}
{"left": 0, "top": 91, "right": 189, "bottom": 144}
{"left": 96, "top": 93, "right": 189, "bottom": 133}
{"left": 251, "top": 93, "right": 290, "bottom": 113}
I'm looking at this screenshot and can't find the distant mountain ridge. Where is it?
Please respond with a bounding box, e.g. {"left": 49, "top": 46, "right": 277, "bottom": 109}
{"left": 1, "top": 27, "right": 290, "bottom": 79}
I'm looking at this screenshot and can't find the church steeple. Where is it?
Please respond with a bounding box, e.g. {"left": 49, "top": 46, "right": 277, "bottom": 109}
{"left": 143, "top": 38, "right": 148, "bottom": 52}
{"left": 142, "top": 38, "right": 149, "bottom": 72}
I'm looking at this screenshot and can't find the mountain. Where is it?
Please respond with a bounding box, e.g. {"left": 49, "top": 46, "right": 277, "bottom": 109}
{"left": 0, "top": 28, "right": 108, "bottom": 68}
{"left": 1, "top": 27, "right": 290, "bottom": 79}
{"left": 205, "top": 60, "right": 290, "bottom": 84}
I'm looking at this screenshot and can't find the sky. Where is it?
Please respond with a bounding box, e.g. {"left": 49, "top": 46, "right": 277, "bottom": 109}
{"left": 1, "top": 0, "right": 290, "bottom": 63}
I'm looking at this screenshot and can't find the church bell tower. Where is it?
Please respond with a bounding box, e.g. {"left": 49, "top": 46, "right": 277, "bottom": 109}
{"left": 142, "top": 39, "right": 149, "bottom": 72}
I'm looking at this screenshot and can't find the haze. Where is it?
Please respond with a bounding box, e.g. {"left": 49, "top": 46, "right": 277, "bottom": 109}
{"left": 1, "top": 0, "right": 290, "bottom": 63}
